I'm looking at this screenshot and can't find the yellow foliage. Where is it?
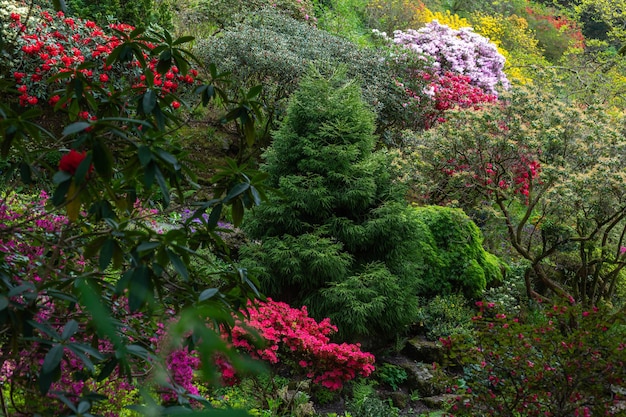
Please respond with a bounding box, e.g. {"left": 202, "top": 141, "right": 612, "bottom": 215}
{"left": 420, "top": 9, "right": 470, "bottom": 29}
{"left": 365, "top": 0, "right": 427, "bottom": 33}
{"left": 470, "top": 13, "right": 549, "bottom": 85}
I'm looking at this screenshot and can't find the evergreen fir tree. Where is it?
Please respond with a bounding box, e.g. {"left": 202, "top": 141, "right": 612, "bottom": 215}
{"left": 241, "top": 68, "right": 430, "bottom": 341}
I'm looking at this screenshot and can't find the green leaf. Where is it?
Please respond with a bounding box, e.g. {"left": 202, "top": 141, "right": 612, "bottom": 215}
{"left": 142, "top": 90, "right": 157, "bottom": 114}
{"left": 167, "top": 250, "right": 189, "bottom": 280}
{"left": 97, "top": 358, "right": 118, "bottom": 382}
{"left": 154, "top": 165, "right": 170, "bottom": 207}
{"left": 231, "top": 198, "right": 244, "bottom": 227}
{"left": 19, "top": 161, "right": 32, "bottom": 184}
{"left": 207, "top": 203, "right": 223, "bottom": 228}
{"left": 77, "top": 401, "right": 90, "bottom": 414}
{"left": 42, "top": 344, "right": 64, "bottom": 374}
{"left": 99, "top": 238, "right": 115, "bottom": 271}
{"left": 156, "top": 149, "right": 177, "bottom": 166}
{"left": 53, "top": 170, "right": 72, "bottom": 184}
{"left": 223, "top": 183, "right": 250, "bottom": 203}
{"left": 93, "top": 140, "right": 113, "bottom": 180}
{"left": 199, "top": 288, "right": 219, "bottom": 302}
{"left": 173, "top": 36, "right": 195, "bottom": 45}
{"left": 247, "top": 85, "right": 262, "bottom": 99}
{"left": 137, "top": 241, "right": 160, "bottom": 253}
{"left": 138, "top": 145, "right": 153, "bottom": 167}
{"left": 0, "top": 295, "right": 8, "bottom": 311}
{"left": 63, "top": 122, "right": 91, "bottom": 136}
{"left": 53, "top": 180, "right": 71, "bottom": 206}
{"left": 61, "top": 320, "right": 79, "bottom": 341}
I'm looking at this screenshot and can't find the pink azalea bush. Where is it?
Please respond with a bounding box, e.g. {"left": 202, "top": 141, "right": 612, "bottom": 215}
{"left": 393, "top": 20, "right": 509, "bottom": 96}
{"left": 230, "top": 298, "right": 376, "bottom": 390}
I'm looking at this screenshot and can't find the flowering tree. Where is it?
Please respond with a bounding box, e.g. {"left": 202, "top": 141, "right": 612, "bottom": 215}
{"left": 409, "top": 86, "right": 626, "bottom": 305}
{"left": 0, "top": 3, "right": 269, "bottom": 415}
{"left": 392, "top": 20, "right": 510, "bottom": 96}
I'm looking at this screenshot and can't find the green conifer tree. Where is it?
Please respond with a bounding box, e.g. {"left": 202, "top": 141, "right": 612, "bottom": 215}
{"left": 241, "top": 68, "right": 430, "bottom": 341}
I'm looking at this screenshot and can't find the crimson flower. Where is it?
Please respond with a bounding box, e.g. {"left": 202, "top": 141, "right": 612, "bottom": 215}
{"left": 59, "top": 150, "right": 90, "bottom": 175}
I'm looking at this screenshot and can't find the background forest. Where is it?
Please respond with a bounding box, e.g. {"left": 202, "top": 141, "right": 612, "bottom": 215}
{"left": 1, "top": 0, "right": 626, "bottom": 416}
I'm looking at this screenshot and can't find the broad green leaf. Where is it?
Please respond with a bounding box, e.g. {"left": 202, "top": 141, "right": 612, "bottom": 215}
{"left": 99, "top": 238, "right": 115, "bottom": 271}
{"left": 61, "top": 320, "right": 79, "bottom": 341}
{"left": 199, "top": 288, "right": 219, "bottom": 302}
{"left": 42, "top": 344, "right": 64, "bottom": 374}
{"left": 63, "top": 122, "right": 91, "bottom": 136}
{"left": 167, "top": 250, "right": 189, "bottom": 280}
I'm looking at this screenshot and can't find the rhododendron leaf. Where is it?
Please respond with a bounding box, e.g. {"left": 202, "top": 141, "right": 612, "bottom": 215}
{"left": 42, "top": 344, "right": 64, "bottom": 375}
{"left": 153, "top": 104, "right": 166, "bottom": 131}
{"left": 157, "top": 50, "right": 172, "bottom": 75}
{"left": 66, "top": 183, "right": 81, "bottom": 221}
{"left": 97, "top": 358, "right": 118, "bottom": 382}
{"left": 19, "top": 161, "right": 31, "bottom": 184}
{"left": 207, "top": 203, "right": 222, "bottom": 228}
{"left": 52, "top": 0, "right": 67, "bottom": 12}
{"left": 138, "top": 145, "right": 152, "bottom": 167}
{"left": 76, "top": 400, "right": 90, "bottom": 414}
{"left": 231, "top": 198, "right": 244, "bottom": 227}
{"left": 53, "top": 170, "right": 72, "bottom": 185}
{"left": 53, "top": 180, "right": 71, "bottom": 206}
{"left": 93, "top": 140, "right": 113, "bottom": 180}
{"left": 142, "top": 90, "right": 157, "bottom": 115}
{"left": 74, "top": 153, "right": 93, "bottom": 185}
{"left": 137, "top": 241, "right": 160, "bottom": 253}
{"left": 0, "top": 295, "right": 8, "bottom": 311}
{"left": 99, "top": 238, "right": 115, "bottom": 271}
{"left": 63, "top": 122, "right": 91, "bottom": 137}
{"left": 243, "top": 119, "right": 255, "bottom": 148}
{"left": 223, "top": 183, "right": 249, "bottom": 203}
{"left": 167, "top": 249, "right": 189, "bottom": 280}
{"left": 144, "top": 161, "right": 156, "bottom": 188}
{"left": 199, "top": 288, "right": 219, "bottom": 302}
{"left": 61, "top": 320, "right": 79, "bottom": 341}
{"left": 128, "top": 265, "right": 152, "bottom": 312}
{"left": 173, "top": 36, "right": 195, "bottom": 46}
{"left": 154, "top": 165, "right": 170, "bottom": 206}
{"left": 27, "top": 318, "right": 60, "bottom": 339}
{"left": 156, "top": 149, "right": 177, "bottom": 166}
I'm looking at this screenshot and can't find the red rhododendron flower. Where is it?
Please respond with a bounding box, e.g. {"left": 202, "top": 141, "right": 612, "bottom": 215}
{"left": 59, "top": 150, "right": 89, "bottom": 175}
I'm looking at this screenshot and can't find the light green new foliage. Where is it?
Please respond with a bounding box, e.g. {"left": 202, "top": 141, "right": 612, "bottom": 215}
{"left": 240, "top": 68, "right": 426, "bottom": 341}
{"left": 412, "top": 206, "right": 503, "bottom": 298}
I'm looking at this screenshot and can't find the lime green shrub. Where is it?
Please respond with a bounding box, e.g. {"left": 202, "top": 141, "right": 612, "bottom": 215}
{"left": 413, "top": 206, "right": 504, "bottom": 298}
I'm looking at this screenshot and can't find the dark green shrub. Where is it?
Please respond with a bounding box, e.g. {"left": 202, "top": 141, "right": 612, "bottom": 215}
{"left": 240, "top": 68, "right": 428, "bottom": 341}
{"left": 66, "top": 0, "right": 172, "bottom": 27}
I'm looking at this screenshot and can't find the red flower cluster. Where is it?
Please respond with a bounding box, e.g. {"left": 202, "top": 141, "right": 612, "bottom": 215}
{"left": 525, "top": 6, "right": 585, "bottom": 50}
{"left": 229, "top": 298, "right": 375, "bottom": 390}
{"left": 9, "top": 9, "right": 198, "bottom": 111}
{"left": 59, "top": 149, "right": 91, "bottom": 175}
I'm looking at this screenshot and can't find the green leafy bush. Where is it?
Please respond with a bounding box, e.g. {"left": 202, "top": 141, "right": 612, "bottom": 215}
{"left": 442, "top": 301, "right": 626, "bottom": 416}
{"left": 413, "top": 206, "right": 504, "bottom": 298}
{"left": 194, "top": 10, "right": 426, "bottom": 146}
{"left": 240, "top": 68, "right": 427, "bottom": 341}
{"left": 415, "top": 294, "right": 475, "bottom": 342}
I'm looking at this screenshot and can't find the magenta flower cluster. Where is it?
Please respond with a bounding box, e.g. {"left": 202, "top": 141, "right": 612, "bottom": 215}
{"left": 393, "top": 20, "right": 509, "bottom": 96}
{"left": 230, "top": 298, "right": 375, "bottom": 390}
